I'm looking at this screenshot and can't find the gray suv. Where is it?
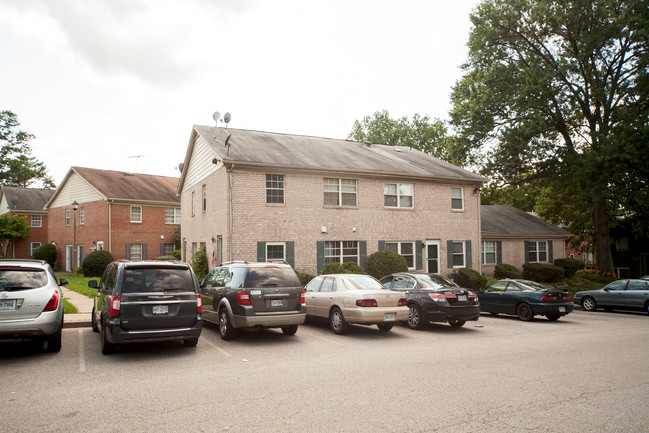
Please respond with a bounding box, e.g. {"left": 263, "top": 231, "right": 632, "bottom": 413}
{"left": 89, "top": 260, "right": 203, "bottom": 354}
{"left": 200, "top": 262, "right": 305, "bottom": 340}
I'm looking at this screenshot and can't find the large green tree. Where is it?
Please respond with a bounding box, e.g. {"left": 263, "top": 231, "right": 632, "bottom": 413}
{"left": 450, "top": 0, "right": 649, "bottom": 273}
{"left": 348, "top": 110, "right": 468, "bottom": 167}
{"left": 0, "top": 110, "right": 55, "bottom": 188}
{"left": 0, "top": 214, "right": 30, "bottom": 258}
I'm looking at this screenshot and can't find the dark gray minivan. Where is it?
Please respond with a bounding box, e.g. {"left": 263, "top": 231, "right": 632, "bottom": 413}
{"left": 201, "top": 262, "right": 305, "bottom": 340}
{"left": 90, "top": 260, "right": 202, "bottom": 354}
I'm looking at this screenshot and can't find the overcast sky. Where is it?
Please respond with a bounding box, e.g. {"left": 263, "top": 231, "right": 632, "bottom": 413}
{"left": 0, "top": 0, "right": 480, "bottom": 186}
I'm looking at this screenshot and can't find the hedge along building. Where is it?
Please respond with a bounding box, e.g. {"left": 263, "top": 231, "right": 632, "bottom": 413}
{"left": 177, "top": 125, "right": 487, "bottom": 277}
{"left": 45, "top": 167, "right": 181, "bottom": 272}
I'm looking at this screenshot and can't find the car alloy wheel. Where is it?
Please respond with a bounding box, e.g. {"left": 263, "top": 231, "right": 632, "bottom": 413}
{"left": 330, "top": 307, "right": 349, "bottom": 335}
{"left": 581, "top": 296, "right": 597, "bottom": 312}
{"left": 407, "top": 304, "right": 424, "bottom": 330}
{"left": 516, "top": 303, "right": 534, "bottom": 321}
{"left": 219, "top": 309, "right": 237, "bottom": 341}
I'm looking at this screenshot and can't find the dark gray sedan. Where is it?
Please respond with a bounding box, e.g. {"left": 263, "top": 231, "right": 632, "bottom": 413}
{"left": 574, "top": 279, "right": 649, "bottom": 315}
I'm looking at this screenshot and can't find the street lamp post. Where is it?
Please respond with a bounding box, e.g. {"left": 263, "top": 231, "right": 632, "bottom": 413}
{"left": 72, "top": 201, "right": 79, "bottom": 273}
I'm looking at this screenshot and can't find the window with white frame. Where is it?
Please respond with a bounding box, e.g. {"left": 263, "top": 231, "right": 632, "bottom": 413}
{"left": 163, "top": 243, "right": 175, "bottom": 256}
{"left": 266, "top": 174, "right": 285, "bottom": 204}
{"left": 130, "top": 244, "right": 143, "bottom": 261}
{"left": 28, "top": 242, "right": 43, "bottom": 257}
{"left": 452, "top": 241, "right": 466, "bottom": 267}
{"left": 79, "top": 207, "right": 85, "bottom": 225}
{"left": 130, "top": 206, "right": 142, "bottom": 223}
{"left": 202, "top": 184, "right": 207, "bottom": 212}
{"left": 324, "top": 178, "right": 357, "bottom": 207}
{"left": 191, "top": 191, "right": 196, "bottom": 216}
{"left": 482, "top": 241, "right": 497, "bottom": 265}
{"left": 65, "top": 209, "right": 70, "bottom": 226}
{"left": 324, "top": 241, "right": 359, "bottom": 265}
{"left": 451, "top": 187, "right": 464, "bottom": 210}
{"left": 165, "top": 208, "right": 181, "bottom": 224}
{"left": 527, "top": 241, "right": 548, "bottom": 263}
{"left": 31, "top": 215, "right": 42, "bottom": 228}
{"left": 385, "top": 242, "right": 415, "bottom": 268}
{"left": 384, "top": 183, "right": 413, "bottom": 208}
{"left": 266, "top": 242, "right": 286, "bottom": 261}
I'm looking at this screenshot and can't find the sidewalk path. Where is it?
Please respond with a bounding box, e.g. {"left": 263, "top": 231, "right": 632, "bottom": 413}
{"left": 62, "top": 287, "right": 93, "bottom": 328}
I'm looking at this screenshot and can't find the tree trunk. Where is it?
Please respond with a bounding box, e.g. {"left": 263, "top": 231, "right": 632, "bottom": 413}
{"left": 589, "top": 196, "right": 614, "bottom": 274}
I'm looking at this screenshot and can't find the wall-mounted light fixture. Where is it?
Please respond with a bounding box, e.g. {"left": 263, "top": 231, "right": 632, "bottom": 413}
{"left": 321, "top": 226, "right": 327, "bottom": 233}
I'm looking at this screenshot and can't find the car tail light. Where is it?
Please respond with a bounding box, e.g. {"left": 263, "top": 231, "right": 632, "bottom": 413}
{"left": 300, "top": 290, "right": 305, "bottom": 303}
{"left": 564, "top": 295, "right": 572, "bottom": 302}
{"left": 43, "top": 290, "right": 60, "bottom": 312}
{"left": 109, "top": 295, "right": 121, "bottom": 318}
{"left": 540, "top": 295, "right": 557, "bottom": 301}
{"left": 428, "top": 293, "right": 449, "bottom": 304}
{"left": 237, "top": 292, "right": 251, "bottom": 305}
{"left": 356, "top": 299, "right": 377, "bottom": 307}
{"left": 398, "top": 298, "right": 407, "bottom": 306}
{"left": 196, "top": 294, "right": 203, "bottom": 313}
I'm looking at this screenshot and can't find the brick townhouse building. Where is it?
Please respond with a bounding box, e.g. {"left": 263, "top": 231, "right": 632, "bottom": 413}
{"left": 46, "top": 167, "right": 181, "bottom": 272}
{"left": 0, "top": 186, "right": 55, "bottom": 259}
{"left": 177, "top": 126, "right": 488, "bottom": 277}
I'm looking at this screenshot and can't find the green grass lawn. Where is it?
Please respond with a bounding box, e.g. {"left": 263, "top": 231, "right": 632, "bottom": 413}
{"left": 59, "top": 274, "right": 99, "bottom": 298}
{"left": 63, "top": 298, "right": 78, "bottom": 314}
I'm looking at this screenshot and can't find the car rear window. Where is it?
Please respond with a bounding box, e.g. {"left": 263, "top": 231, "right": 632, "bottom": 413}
{"left": 122, "top": 267, "right": 194, "bottom": 293}
{"left": 0, "top": 268, "right": 48, "bottom": 290}
{"left": 342, "top": 275, "right": 385, "bottom": 290}
{"left": 244, "top": 266, "right": 301, "bottom": 287}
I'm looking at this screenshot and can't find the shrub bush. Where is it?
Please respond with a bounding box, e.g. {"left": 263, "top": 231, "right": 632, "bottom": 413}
{"left": 366, "top": 250, "right": 408, "bottom": 279}
{"left": 155, "top": 256, "right": 176, "bottom": 261}
{"left": 296, "top": 271, "right": 315, "bottom": 286}
{"left": 493, "top": 263, "right": 522, "bottom": 279}
{"left": 32, "top": 243, "right": 57, "bottom": 267}
{"left": 172, "top": 250, "right": 181, "bottom": 260}
{"left": 322, "top": 261, "right": 365, "bottom": 275}
{"left": 82, "top": 250, "right": 114, "bottom": 277}
{"left": 554, "top": 258, "right": 586, "bottom": 278}
{"left": 522, "top": 263, "right": 564, "bottom": 282}
{"left": 191, "top": 246, "right": 209, "bottom": 282}
{"left": 453, "top": 268, "right": 488, "bottom": 290}
{"left": 575, "top": 269, "right": 617, "bottom": 285}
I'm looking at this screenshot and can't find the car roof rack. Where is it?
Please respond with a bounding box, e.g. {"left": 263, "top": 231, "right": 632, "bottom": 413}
{"left": 220, "top": 261, "right": 249, "bottom": 265}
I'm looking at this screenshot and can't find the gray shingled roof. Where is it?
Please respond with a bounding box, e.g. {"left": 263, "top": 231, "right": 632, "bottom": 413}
{"left": 481, "top": 205, "right": 570, "bottom": 237}
{"left": 1, "top": 186, "right": 55, "bottom": 212}
{"left": 193, "top": 126, "right": 486, "bottom": 183}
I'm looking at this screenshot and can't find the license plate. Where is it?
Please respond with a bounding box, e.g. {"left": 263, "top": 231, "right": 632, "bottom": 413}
{"left": 270, "top": 299, "right": 283, "bottom": 307}
{"left": 0, "top": 299, "right": 16, "bottom": 311}
{"left": 152, "top": 305, "right": 168, "bottom": 315}
{"left": 559, "top": 306, "right": 566, "bottom": 312}
{"left": 458, "top": 295, "right": 467, "bottom": 302}
{"left": 384, "top": 313, "right": 396, "bottom": 321}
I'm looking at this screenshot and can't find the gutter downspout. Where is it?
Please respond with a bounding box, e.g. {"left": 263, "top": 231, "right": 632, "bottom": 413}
{"left": 227, "top": 164, "right": 234, "bottom": 262}
{"left": 108, "top": 200, "right": 113, "bottom": 254}
{"left": 476, "top": 189, "right": 482, "bottom": 275}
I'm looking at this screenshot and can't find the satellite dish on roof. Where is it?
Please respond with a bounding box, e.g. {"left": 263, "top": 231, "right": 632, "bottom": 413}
{"left": 212, "top": 111, "right": 220, "bottom": 124}
{"left": 223, "top": 112, "right": 231, "bottom": 124}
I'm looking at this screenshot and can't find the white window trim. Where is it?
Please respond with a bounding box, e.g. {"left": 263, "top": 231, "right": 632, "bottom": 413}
{"left": 266, "top": 174, "right": 286, "bottom": 205}
{"left": 324, "top": 178, "right": 358, "bottom": 207}
{"left": 482, "top": 240, "right": 497, "bottom": 265}
{"left": 191, "top": 191, "right": 196, "bottom": 216}
{"left": 165, "top": 207, "right": 181, "bottom": 224}
{"left": 79, "top": 207, "right": 85, "bottom": 225}
{"left": 265, "top": 242, "right": 286, "bottom": 261}
{"left": 31, "top": 215, "right": 42, "bottom": 228}
{"left": 452, "top": 241, "right": 466, "bottom": 268}
{"left": 451, "top": 187, "right": 464, "bottom": 211}
{"left": 130, "top": 205, "right": 142, "bottom": 223}
{"left": 527, "top": 240, "right": 548, "bottom": 263}
{"left": 202, "top": 184, "right": 207, "bottom": 212}
{"left": 385, "top": 241, "right": 416, "bottom": 269}
{"left": 384, "top": 183, "right": 414, "bottom": 209}
{"left": 65, "top": 209, "right": 70, "bottom": 226}
{"left": 324, "top": 241, "right": 359, "bottom": 265}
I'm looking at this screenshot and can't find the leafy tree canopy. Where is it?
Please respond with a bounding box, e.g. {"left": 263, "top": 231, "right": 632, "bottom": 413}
{"left": 450, "top": 0, "right": 649, "bottom": 272}
{"left": 0, "top": 214, "right": 30, "bottom": 258}
{"left": 0, "top": 110, "right": 55, "bottom": 188}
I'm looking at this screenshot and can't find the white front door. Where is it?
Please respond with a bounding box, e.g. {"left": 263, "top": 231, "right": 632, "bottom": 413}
{"left": 65, "top": 245, "right": 73, "bottom": 272}
{"left": 425, "top": 241, "right": 440, "bottom": 274}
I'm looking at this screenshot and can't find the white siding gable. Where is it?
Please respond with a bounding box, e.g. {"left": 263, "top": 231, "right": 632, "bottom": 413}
{"left": 182, "top": 134, "right": 221, "bottom": 192}
{"left": 50, "top": 172, "right": 104, "bottom": 208}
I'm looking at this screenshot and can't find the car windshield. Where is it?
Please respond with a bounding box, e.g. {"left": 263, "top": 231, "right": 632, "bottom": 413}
{"left": 342, "top": 275, "right": 385, "bottom": 290}
{"left": 0, "top": 268, "right": 48, "bottom": 290}
{"left": 122, "top": 267, "right": 194, "bottom": 293}
{"left": 245, "top": 266, "right": 301, "bottom": 287}
{"left": 417, "top": 274, "right": 458, "bottom": 288}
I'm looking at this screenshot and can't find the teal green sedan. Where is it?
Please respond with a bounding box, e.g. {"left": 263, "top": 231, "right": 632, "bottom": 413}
{"left": 574, "top": 279, "right": 649, "bottom": 315}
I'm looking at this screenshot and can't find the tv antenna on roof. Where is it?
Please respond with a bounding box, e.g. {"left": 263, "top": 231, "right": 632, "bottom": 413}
{"left": 128, "top": 154, "right": 149, "bottom": 171}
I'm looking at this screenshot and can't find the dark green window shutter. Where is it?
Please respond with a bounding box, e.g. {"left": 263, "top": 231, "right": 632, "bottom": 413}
{"left": 125, "top": 244, "right": 131, "bottom": 260}
{"left": 316, "top": 241, "right": 325, "bottom": 274}
{"left": 447, "top": 240, "right": 454, "bottom": 268}
{"left": 378, "top": 240, "right": 386, "bottom": 251}
{"left": 524, "top": 241, "right": 530, "bottom": 264}
{"left": 496, "top": 241, "right": 502, "bottom": 264}
{"left": 548, "top": 241, "right": 553, "bottom": 263}
{"left": 359, "top": 241, "right": 367, "bottom": 270}
{"left": 143, "top": 244, "right": 148, "bottom": 260}
{"left": 257, "top": 242, "right": 266, "bottom": 262}
{"left": 466, "top": 240, "right": 472, "bottom": 268}
{"left": 415, "top": 240, "right": 422, "bottom": 269}
{"left": 286, "top": 241, "right": 295, "bottom": 268}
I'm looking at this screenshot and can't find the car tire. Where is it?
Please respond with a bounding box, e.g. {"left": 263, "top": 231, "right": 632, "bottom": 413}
{"left": 645, "top": 302, "right": 649, "bottom": 316}
{"left": 219, "top": 309, "right": 237, "bottom": 341}
{"left": 546, "top": 314, "right": 561, "bottom": 321}
{"left": 448, "top": 319, "right": 466, "bottom": 328}
{"left": 377, "top": 323, "right": 394, "bottom": 332}
{"left": 330, "top": 307, "right": 349, "bottom": 335}
{"left": 281, "top": 324, "right": 298, "bottom": 336}
{"left": 100, "top": 322, "right": 116, "bottom": 355}
{"left": 183, "top": 338, "right": 199, "bottom": 347}
{"left": 407, "top": 304, "right": 425, "bottom": 330}
{"left": 516, "top": 303, "right": 534, "bottom": 321}
{"left": 46, "top": 324, "right": 62, "bottom": 353}
{"left": 489, "top": 312, "right": 499, "bottom": 316}
{"left": 91, "top": 307, "right": 99, "bottom": 333}
{"left": 581, "top": 296, "right": 597, "bottom": 312}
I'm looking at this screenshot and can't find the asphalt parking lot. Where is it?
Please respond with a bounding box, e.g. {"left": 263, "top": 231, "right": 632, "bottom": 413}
{"left": 2, "top": 310, "right": 649, "bottom": 433}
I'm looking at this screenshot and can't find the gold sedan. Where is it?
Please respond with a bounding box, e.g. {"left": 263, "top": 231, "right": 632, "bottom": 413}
{"left": 304, "top": 274, "right": 409, "bottom": 334}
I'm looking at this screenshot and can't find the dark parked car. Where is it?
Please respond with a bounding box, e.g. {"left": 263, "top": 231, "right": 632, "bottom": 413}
{"left": 574, "top": 279, "right": 649, "bottom": 315}
{"left": 379, "top": 273, "right": 480, "bottom": 328}
{"left": 477, "top": 279, "right": 573, "bottom": 321}
{"left": 0, "top": 259, "right": 67, "bottom": 352}
{"left": 200, "top": 261, "right": 306, "bottom": 340}
{"left": 90, "top": 260, "right": 203, "bottom": 354}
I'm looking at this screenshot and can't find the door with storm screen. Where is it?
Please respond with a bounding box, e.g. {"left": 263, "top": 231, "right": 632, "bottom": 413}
{"left": 426, "top": 242, "right": 440, "bottom": 274}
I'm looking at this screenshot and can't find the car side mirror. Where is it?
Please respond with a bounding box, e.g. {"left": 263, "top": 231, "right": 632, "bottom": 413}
{"left": 88, "top": 280, "right": 98, "bottom": 289}
{"left": 59, "top": 278, "right": 69, "bottom": 286}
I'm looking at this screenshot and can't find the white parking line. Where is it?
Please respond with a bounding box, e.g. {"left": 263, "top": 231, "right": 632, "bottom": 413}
{"left": 78, "top": 329, "right": 86, "bottom": 372}
{"left": 299, "top": 330, "right": 345, "bottom": 346}
{"left": 199, "top": 336, "right": 231, "bottom": 356}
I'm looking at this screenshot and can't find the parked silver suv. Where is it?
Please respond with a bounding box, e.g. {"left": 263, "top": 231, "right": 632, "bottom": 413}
{"left": 0, "top": 259, "right": 67, "bottom": 352}
{"left": 200, "top": 262, "right": 306, "bottom": 340}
